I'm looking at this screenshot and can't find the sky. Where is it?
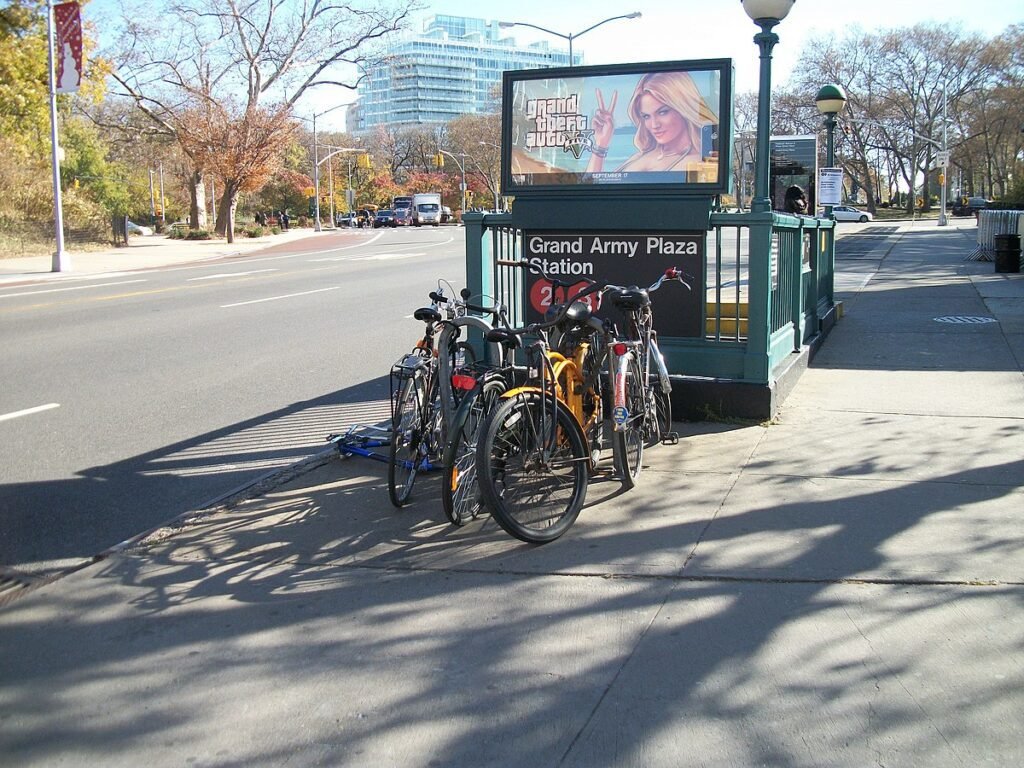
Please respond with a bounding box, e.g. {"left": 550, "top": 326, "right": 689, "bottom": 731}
{"left": 83, "top": 0, "right": 1020, "bottom": 132}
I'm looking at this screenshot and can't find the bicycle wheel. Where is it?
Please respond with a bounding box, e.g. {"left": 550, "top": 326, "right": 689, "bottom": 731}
{"left": 477, "top": 393, "right": 589, "bottom": 543}
{"left": 441, "top": 374, "right": 507, "bottom": 526}
{"left": 644, "top": 374, "right": 673, "bottom": 446}
{"left": 611, "top": 353, "right": 645, "bottom": 489}
{"left": 389, "top": 373, "right": 427, "bottom": 507}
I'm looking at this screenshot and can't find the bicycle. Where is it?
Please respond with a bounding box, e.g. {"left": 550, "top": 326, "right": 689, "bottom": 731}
{"left": 389, "top": 283, "right": 508, "bottom": 509}
{"left": 604, "top": 267, "right": 692, "bottom": 488}
{"left": 473, "top": 266, "right": 609, "bottom": 543}
{"left": 438, "top": 295, "right": 517, "bottom": 526}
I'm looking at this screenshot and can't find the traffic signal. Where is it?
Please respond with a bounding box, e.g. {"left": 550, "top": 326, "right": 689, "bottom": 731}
{"left": 434, "top": 153, "right": 445, "bottom": 168}
{"left": 357, "top": 153, "right": 371, "bottom": 169}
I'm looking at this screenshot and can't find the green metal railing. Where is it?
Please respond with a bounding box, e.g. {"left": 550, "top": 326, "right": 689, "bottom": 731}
{"left": 464, "top": 210, "right": 835, "bottom": 387}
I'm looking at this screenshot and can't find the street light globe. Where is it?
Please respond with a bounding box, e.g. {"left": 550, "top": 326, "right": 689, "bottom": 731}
{"left": 741, "top": 0, "right": 795, "bottom": 23}
{"left": 815, "top": 84, "right": 848, "bottom": 116}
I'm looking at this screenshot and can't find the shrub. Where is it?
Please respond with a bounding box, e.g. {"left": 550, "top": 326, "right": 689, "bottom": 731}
{"left": 270, "top": 226, "right": 281, "bottom": 234}
{"left": 245, "top": 225, "right": 265, "bottom": 238}
{"left": 296, "top": 215, "right": 309, "bottom": 228}
{"left": 185, "top": 229, "right": 212, "bottom": 240}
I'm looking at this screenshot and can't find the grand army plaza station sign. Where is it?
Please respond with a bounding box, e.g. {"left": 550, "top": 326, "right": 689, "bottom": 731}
{"left": 523, "top": 232, "right": 704, "bottom": 339}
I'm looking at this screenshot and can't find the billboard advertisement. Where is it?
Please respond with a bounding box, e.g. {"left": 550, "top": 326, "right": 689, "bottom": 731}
{"left": 503, "top": 60, "right": 733, "bottom": 196}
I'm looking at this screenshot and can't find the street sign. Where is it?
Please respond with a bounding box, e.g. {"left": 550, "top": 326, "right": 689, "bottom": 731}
{"left": 522, "top": 231, "right": 704, "bottom": 338}
{"left": 817, "top": 167, "right": 843, "bottom": 206}
{"left": 937, "top": 150, "right": 950, "bottom": 167}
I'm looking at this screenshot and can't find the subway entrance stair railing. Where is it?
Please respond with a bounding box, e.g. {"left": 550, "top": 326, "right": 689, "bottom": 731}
{"left": 462, "top": 210, "right": 837, "bottom": 420}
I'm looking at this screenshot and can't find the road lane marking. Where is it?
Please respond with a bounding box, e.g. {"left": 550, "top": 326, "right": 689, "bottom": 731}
{"left": 0, "top": 279, "right": 146, "bottom": 300}
{"left": 188, "top": 269, "right": 279, "bottom": 281}
{"left": 221, "top": 286, "right": 340, "bottom": 308}
{"left": 0, "top": 403, "right": 60, "bottom": 423}
{"left": 350, "top": 252, "right": 425, "bottom": 261}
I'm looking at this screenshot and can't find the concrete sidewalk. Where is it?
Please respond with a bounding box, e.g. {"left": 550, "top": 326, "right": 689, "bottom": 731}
{"left": 1, "top": 223, "right": 1023, "bottom": 767}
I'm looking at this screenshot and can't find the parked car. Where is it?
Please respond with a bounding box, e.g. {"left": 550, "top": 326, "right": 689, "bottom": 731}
{"left": 952, "top": 197, "right": 989, "bottom": 216}
{"left": 126, "top": 220, "right": 153, "bottom": 236}
{"left": 373, "top": 209, "right": 397, "bottom": 228}
{"left": 440, "top": 206, "right": 453, "bottom": 224}
{"left": 336, "top": 212, "right": 357, "bottom": 228}
{"left": 828, "top": 205, "right": 873, "bottom": 223}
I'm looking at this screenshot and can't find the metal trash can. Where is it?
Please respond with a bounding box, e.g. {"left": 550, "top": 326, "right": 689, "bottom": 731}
{"left": 994, "top": 233, "right": 1021, "bottom": 273}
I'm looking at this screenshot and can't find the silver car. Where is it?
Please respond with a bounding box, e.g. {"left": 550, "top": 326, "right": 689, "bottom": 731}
{"left": 829, "top": 205, "right": 873, "bottom": 223}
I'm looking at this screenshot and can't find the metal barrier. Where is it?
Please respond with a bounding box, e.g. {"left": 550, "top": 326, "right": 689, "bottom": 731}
{"left": 465, "top": 210, "right": 836, "bottom": 397}
{"left": 970, "top": 210, "right": 1022, "bottom": 262}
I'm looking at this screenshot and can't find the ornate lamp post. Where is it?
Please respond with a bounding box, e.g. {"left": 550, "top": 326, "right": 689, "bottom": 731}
{"left": 742, "top": 0, "right": 795, "bottom": 213}
{"left": 815, "top": 83, "right": 848, "bottom": 219}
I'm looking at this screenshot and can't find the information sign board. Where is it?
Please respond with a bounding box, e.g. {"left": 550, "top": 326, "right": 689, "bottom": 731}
{"left": 817, "top": 168, "right": 843, "bottom": 206}
{"left": 522, "top": 231, "right": 704, "bottom": 338}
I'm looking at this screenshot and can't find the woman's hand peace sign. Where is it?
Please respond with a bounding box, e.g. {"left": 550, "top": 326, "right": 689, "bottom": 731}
{"left": 591, "top": 88, "right": 618, "bottom": 149}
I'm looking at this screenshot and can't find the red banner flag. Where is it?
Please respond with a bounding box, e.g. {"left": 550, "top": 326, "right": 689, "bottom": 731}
{"left": 54, "top": 2, "right": 83, "bottom": 94}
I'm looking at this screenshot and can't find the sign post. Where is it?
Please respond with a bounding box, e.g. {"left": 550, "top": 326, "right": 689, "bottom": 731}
{"left": 47, "top": 2, "right": 83, "bottom": 272}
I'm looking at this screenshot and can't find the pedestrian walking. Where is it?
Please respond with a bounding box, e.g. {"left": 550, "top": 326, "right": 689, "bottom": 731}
{"left": 281, "top": 210, "right": 290, "bottom": 230}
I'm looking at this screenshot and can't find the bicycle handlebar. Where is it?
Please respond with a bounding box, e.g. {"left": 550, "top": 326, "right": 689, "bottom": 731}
{"left": 426, "top": 287, "right": 505, "bottom": 320}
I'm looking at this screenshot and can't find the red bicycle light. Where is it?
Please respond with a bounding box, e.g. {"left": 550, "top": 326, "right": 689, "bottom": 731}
{"left": 451, "top": 374, "right": 476, "bottom": 391}
{"left": 665, "top": 267, "right": 679, "bottom": 279}
{"left": 612, "top": 343, "right": 628, "bottom": 356}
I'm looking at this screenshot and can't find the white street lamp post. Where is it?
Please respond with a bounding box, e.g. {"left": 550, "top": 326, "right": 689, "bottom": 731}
{"left": 499, "top": 13, "right": 641, "bottom": 64}
{"left": 45, "top": 1, "right": 68, "bottom": 272}
{"left": 938, "top": 84, "right": 948, "bottom": 227}
{"left": 308, "top": 103, "right": 350, "bottom": 232}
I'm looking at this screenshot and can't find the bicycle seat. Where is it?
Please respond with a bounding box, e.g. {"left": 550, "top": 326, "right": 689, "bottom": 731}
{"left": 413, "top": 306, "right": 442, "bottom": 323}
{"left": 608, "top": 287, "right": 650, "bottom": 310}
{"left": 561, "top": 299, "right": 593, "bottom": 325}
{"left": 485, "top": 327, "right": 522, "bottom": 348}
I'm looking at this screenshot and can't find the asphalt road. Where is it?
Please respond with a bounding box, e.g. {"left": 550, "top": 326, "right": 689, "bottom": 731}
{"left": 1, "top": 226, "right": 467, "bottom": 575}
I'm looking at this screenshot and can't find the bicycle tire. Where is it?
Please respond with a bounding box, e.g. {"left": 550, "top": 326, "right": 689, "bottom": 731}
{"left": 477, "top": 393, "right": 588, "bottom": 543}
{"left": 441, "top": 374, "right": 507, "bottom": 526}
{"left": 611, "top": 353, "right": 644, "bottom": 489}
{"left": 645, "top": 375, "right": 673, "bottom": 446}
{"left": 388, "top": 373, "right": 427, "bottom": 507}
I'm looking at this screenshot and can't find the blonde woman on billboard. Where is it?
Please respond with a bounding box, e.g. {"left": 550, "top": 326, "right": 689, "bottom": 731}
{"left": 586, "top": 71, "right": 712, "bottom": 174}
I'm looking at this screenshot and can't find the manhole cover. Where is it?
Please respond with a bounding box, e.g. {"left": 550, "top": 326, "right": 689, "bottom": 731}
{"left": 933, "top": 316, "right": 997, "bottom": 324}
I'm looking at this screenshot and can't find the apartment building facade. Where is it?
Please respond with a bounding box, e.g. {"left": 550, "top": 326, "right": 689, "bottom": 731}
{"left": 351, "top": 15, "right": 575, "bottom": 132}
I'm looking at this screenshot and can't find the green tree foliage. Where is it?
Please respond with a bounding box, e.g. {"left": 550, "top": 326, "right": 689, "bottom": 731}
{"left": 0, "top": 0, "right": 50, "bottom": 153}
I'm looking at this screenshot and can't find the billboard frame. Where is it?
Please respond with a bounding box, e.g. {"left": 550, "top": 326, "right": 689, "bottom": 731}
{"left": 501, "top": 59, "right": 734, "bottom": 199}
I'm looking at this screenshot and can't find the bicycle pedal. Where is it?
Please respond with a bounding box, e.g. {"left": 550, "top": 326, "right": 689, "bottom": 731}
{"left": 661, "top": 432, "right": 680, "bottom": 445}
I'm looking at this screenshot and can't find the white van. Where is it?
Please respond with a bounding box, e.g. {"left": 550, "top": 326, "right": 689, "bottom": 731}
{"left": 412, "top": 193, "right": 442, "bottom": 226}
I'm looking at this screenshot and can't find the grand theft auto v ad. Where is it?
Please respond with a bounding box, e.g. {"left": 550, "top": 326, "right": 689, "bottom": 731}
{"left": 523, "top": 231, "right": 704, "bottom": 338}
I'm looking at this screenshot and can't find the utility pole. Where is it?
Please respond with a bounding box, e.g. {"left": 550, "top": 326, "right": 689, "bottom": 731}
{"left": 938, "top": 84, "right": 949, "bottom": 227}
{"left": 159, "top": 162, "right": 166, "bottom": 225}
{"left": 45, "top": 1, "right": 68, "bottom": 271}
{"left": 149, "top": 168, "right": 156, "bottom": 226}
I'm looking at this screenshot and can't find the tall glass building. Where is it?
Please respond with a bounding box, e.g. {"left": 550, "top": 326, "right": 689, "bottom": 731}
{"left": 352, "top": 15, "right": 575, "bottom": 132}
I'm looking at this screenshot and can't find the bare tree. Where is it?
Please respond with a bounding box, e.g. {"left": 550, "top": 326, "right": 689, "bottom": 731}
{"left": 445, "top": 113, "right": 501, "bottom": 210}
{"left": 102, "top": 0, "right": 416, "bottom": 231}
